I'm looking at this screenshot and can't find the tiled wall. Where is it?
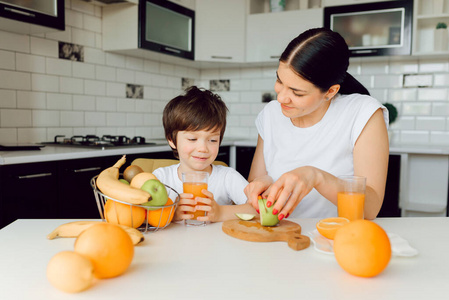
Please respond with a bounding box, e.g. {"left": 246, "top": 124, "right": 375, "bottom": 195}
{"left": 1, "top": 0, "right": 449, "bottom": 146}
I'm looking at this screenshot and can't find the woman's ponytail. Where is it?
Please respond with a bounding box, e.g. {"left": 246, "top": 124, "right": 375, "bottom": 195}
{"left": 339, "top": 72, "right": 370, "bottom": 96}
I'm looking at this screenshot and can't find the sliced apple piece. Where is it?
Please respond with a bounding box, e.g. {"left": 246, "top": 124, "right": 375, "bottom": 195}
{"left": 235, "top": 213, "right": 256, "bottom": 221}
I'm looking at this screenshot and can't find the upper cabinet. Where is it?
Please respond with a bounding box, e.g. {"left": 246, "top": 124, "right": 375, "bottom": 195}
{"left": 413, "top": 0, "right": 449, "bottom": 56}
{"left": 0, "top": 0, "right": 64, "bottom": 34}
{"left": 246, "top": 1, "right": 323, "bottom": 63}
{"left": 195, "top": 0, "right": 246, "bottom": 63}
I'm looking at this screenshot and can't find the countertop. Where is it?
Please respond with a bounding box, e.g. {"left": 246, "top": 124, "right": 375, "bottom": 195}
{"left": 0, "top": 217, "right": 448, "bottom": 299}
{"left": 1, "top": 138, "right": 449, "bottom": 165}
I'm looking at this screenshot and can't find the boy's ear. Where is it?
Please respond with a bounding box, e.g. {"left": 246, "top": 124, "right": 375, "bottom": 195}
{"left": 168, "top": 139, "right": 176, "bottom": 149}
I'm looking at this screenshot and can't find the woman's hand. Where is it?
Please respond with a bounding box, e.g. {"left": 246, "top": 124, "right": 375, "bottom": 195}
{"left": 266, "top": 166, "right": 322, "bottom": 220}
{"left": 244, "top": 175, "right": 273, "bottom": 211}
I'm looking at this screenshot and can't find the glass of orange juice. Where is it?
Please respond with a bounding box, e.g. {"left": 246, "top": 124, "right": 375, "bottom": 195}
{"left": 182, "top": 171, "right": 209, "bottom": 226}
{"left": 337, "top": 175, "right": 366, "bottom": 221}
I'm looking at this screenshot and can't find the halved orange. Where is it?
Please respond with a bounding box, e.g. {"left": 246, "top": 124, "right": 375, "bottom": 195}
{"left": 316, "top": 217, "right": 350, "bottom": 240}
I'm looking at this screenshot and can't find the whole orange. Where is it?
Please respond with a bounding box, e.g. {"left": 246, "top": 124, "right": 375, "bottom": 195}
{"left": 104, "top": 199, "right": 146, "bottom": 229}
{"left": 74, "top": 223, "right": 134, "bottom": 279}
{"left": 147, "top": 198, "right": 175, "bottom": 227}
{"left": 333, "top": 220, "right": 391, "bottom": 277}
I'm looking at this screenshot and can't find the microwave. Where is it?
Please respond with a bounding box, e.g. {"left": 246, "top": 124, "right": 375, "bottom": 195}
{"left": 324, "top": 0, "right": 413, "bottom": 57}
{"left": 138, "top": 0, "right": 195, "bottom": 60}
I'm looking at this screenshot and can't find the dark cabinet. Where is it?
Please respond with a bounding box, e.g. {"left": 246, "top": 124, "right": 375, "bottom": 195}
{"left": 0, "top": 161, "right": 59, "bottom": 228}
{"left": 236, "top": 146, "right": 256, "bottom": 180}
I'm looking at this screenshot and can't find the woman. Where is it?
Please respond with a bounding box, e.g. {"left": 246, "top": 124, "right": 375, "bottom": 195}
{"left": 245, "top": 28, "right": 389, "bottom": 220}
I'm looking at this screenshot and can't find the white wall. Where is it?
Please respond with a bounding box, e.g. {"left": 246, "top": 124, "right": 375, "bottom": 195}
{"left": 1, "top": 0, "right": 449, "bottom": 147}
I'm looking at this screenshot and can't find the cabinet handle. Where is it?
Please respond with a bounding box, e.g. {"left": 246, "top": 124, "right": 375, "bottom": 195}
{"left": 211, "top": 56, "right": 232, "bottom": 59}
{"left": 270, "top": 55, "right": 280, "bottom": 59}
{"left": 5, "top": 7, "right": 35, "bottom": 17}
{"left": 73, "top": 167, "right": 102, "bottom": 173}
{"left": 17, "top": 173, "right": 52, "bottom": 179}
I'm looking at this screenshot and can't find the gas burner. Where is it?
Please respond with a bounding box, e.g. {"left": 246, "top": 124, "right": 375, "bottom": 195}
{"left": 43, "top": 135, "right": 155, "bottom": 148}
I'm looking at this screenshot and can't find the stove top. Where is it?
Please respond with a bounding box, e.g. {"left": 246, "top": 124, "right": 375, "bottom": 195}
{"left": 42, "top": 135, "right": 156, "bottom": 148}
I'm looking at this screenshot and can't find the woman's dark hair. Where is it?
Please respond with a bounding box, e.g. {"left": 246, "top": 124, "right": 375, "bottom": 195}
{"left": 163, "top": 86, "right": 228, "bottom": 158}
{"left": 280, "top": 27, "right": 369, "bottom": 96}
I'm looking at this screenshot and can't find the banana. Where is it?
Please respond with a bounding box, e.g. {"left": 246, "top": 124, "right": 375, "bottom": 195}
{"left": 47, "top": 221, "right": 145, "bottom": 245}
{"left": 96, "top": 155, "right": 151, "bottom": 205}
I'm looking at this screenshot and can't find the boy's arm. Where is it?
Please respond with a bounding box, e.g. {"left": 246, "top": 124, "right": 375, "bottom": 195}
{"left": 214, "top": 203, "right": 258, "bottom": 222}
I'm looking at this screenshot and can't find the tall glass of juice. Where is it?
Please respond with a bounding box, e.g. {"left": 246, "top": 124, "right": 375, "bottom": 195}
{"left": 337, "top": 175, "right": 366, "bottom": 221}
{"left": 182, "top": 171, "right": 209, "bottom": 226}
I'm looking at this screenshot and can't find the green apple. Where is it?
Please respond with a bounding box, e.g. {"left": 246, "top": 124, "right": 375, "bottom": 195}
{"left": 119, "top": 179, "right": 129, "bottom": 185}
{"left": 235, "top": 213, "right": 255, "bottom": 221}
{"left": 258, "top": 198, "right": 279, "bottom": 226}
{"left": 140, "top": 179, "right": 168, "bottom": 210}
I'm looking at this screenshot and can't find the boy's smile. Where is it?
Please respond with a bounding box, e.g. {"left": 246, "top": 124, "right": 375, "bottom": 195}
{"left": 169, "top": 128, "right": 221, "bottom": 175}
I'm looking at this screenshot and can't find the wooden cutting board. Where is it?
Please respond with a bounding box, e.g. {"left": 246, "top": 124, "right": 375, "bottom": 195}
{"left": 222, "top": 219, "right": 310, "bottom": 251}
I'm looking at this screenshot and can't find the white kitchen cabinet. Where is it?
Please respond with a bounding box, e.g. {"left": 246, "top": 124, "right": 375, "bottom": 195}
{"left": 413, "top": 0, "right": 449, "bottom": 55}
{"left": 195, "top": 0, "right": 246, "bottom": 63}
{"left": 246, "top": 8, "right": 323, "bottom": 63}
{"left": 321, "top": 0, "right": 393, "bottom": 7}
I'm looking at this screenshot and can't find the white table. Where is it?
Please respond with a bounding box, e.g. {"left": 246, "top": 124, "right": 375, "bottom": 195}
{"left": 0, "top": 218, "right": 448, "bottom": 300}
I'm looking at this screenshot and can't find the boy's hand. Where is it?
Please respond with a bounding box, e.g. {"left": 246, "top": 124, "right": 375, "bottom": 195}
{"left": 173, "top": 192, "right": 197, "bottom": 221}
{"left": 194, "top": 190, "right": 221, "bottom": 223}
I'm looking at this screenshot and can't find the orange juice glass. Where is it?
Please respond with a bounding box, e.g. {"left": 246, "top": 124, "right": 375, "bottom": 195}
{"left": 181, "top": 171, "right": 209, "bottom": 226}
{"left": 337, "top": 176, "right": 366, "bottom": 221}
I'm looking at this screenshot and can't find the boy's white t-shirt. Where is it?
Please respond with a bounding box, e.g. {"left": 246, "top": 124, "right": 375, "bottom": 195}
{"left": 256, "top": 94, "right": 388, "bottom": 219}
{"left": 153, "top": 163, "right": 248, "bottom": 205}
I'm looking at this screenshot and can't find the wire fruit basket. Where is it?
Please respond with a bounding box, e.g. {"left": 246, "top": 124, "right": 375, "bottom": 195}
{"left": 91, "top": 175, "right": 180, "bottom": 233}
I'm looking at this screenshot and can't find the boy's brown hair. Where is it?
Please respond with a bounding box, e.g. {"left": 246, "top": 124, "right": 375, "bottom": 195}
{"left": 163, "top": 86, "right": 228, "bottom": 158}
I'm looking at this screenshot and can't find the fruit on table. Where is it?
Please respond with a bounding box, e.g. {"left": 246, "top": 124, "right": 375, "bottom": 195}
{"left": 316, "top": 217, "right": 350, "bottom": 240}
{"left": 74, "top": 223, "right": 134, "bottom": 279}
{"left": 104, "top": 199, "right": 146, "bottom": 229}
{"left": 130, "top": 172, "right": 159, "bottom": 189}
{"left": 47, "top": 251, "right": 95, "bottom": 293}
{"left": 258, "top": 198, "right": 279, "bottom": 226}
{"left": 119, "top": 179, "right": 129, "bottom": 185}
{"left": 140, "top": 179, "right": 169, "bottom": 209}
{"left": 96, "top": 155, "right": 150, "bottom": 205}
{"left": 333, "top": 219, "right": 391, "bottom": 277}
{"left": 235, "top": 213, "right": 256, "bottom": 221}
{"left": 147, "top": 197, "right": 175, "bottom": 227}
{"left": 47, "top": 220, "right": 144, "bottom": 245}
{"left": 123, "top": 164, "right": 144, "bottom": 183}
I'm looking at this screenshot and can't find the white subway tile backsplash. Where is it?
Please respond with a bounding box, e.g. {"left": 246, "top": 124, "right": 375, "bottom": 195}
{"left": 430, "top": 131, "right": 449, "bottom": 145}
{"left": 17, "top": 91, "right": 46, "bottom": 109}
{"left": 117, "top": 68, "right": 135, "bottom": 83}
{"left": 47, "top": 93, "right": 72, "bottom": 110}
{"left": 262, "top": 66, "right": 277, "bottom": 78}
{"left": 251, "top": 78, "right": 275, "bottom": 91}
{"left": 144, "top": 60, "right": 160, "bottom": 73}
{"left": 416, "top": 116, "right": 446, "bottom": 130}
{"left": 400, "top": 130, "right": 429, "bottom": 144}
{"left": 16, "top": 53, "right": 45, "bottom": 73}
{"left": 72, "top": 61, "right": 95, "bottom": 79}
{"left": 241, "top": 67, "right": 264, "bottom": 79}
{"left": 229, "top": 103, "right": 251, "bottom": 115}
{"left": 106, "top": 82, "right": 124, "bottom": 98}
{"left": 72, "top": 28, "right": 95, "bottom": 47}
{"left": 144, "top": 86, "right": 160, "bottom": 100}
{"left": 96, "top": 97, "right": 117, "bottom": 112}
{"left": 434, "top": 74, "right": 449, "bottom": 86}
{"left": 135, "top": 71, "right": 152, "bottom": 86}
{"left": 143, "top": 113, "right": 161, "bottom": 126}
{"left": 373, "top": 74, "right": 403, "bottom": 88}
{"left": 73, "top": 95, "right": 95, "bottom": 111}
{"left": 432, "top": 103, "right": 449, "bottom": 116}
{"left": 0, "top": 89, "right": 16, "bottom": 108}
{"left": 85, "top": 111, "right": 106, "bottom": 126}
{"left": 46, "top": 57, "right": 72, "bottom": 76}
{"left": 218, "top": 91, "right": 239, "bottom": 103}
{"left": 96, "top": 65, "right": 116, "bottom": 81}
{"left": 127, "top": 113, "right": 144, "bottom": 126}
{"left": 389, "top": 60, "right": 419, "bottom": 74}
{"left": 95, "top": 33, "right": 102, "bottom": 49}
{"left": 117, "top": 98, "right": 136, "bottom": 113}
{"left": 71, "top": 0, "right": 95, "bottom": 15}
{"left": 240, "top": 91, "right": 262, "bottom": 103}
{"left": 60, "top": 111, "right": 84, "bottom": 127}
{"left": 0, "top": 31, "right": 29, "bottom": 53}
{"left": 32, "top": 73, "right": 58, "bottom": 92}
{"left": 84, "top": 47, "right": 105, "bottom": 65}
{"left": 126, "top": 57, "right": 144, "bottom": 71}
{"left": 391, "top": 116, "right": 415, "bottom": 130}
{"left": 106, "top": 112, "right": 126, "bottom": 126}
{"left": 160, "top": 63, "right": 175, "bottom": 76}
{"left": 388, "top": 88, "right": 417, "bottom": 102}
{"left": 419, "top": 61, "right": 449, "bottom": 73}
{"left": 1, "top": 70, "right": 31, "bottom": 90}
{"left": 83, "top": 14, "right": 102, "bottom": 33}
{"left": 30, "top": 37, "right": 58, "bottom": 57}
{"left": 417, "top": 88, "right": 447, "bottom": 101}
{"left": 84, "top": 79, "right": 105, "bottom": 96}
{"left": 65, "top": 9, "right": 83, "bottom": 29}
{"left": 45, "top": 26, "right": 71, "bottom": 43}
{"left": 200, "top": 69, "right": 220, "bottom": 79}
{"left": 135, "top": 99, "right": 152, "bottom": 113}
{"left": 60, "top": 77, "right": 84, "bottom": 94}
{"left": 151, "top": 100, "right": 166, "bottom": 114}
{"left": 361, "top": 62, "right": 388, "bottom": 74}
{"left": 106, "top": 53, "right": 126, "bottom": 68}
{"left": 402, "top": 102, "right": 432, "bottom": 115}
{"left": 0, "top": 50, "right": 15, "bottom": 70}
{"left": 47, "top": 127, "right": 73, "bottom": 141}
{"left": 17, "top": 128, "right": 46, "bottom": 144}
{"left": 0, "top": 128, "right": 17, "bottom": 143}
{"left": 32, "top": 110, "right": 59, "bottom": 127}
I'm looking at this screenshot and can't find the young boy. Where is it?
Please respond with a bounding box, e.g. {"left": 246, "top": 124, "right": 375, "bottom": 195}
{"left": 153, "top": 86, "right": 256, "bottom": 222}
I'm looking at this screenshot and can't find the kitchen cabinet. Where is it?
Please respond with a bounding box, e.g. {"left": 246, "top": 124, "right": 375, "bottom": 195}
{"left": 236, "top": 146, "right": 256, "bottom": 180}
{"left": 246, "top": 8, "right": 323, "bottom": 62}
{"left": 322, "top": 0, "right": 393, "bottom": 6}
{"left": 0, "top": 0, "right": 64, "bottom": 34}
{"left": 413, "top": 0, "right": 449, "bottom": 55}
{"left": 0, "top": 161, "right": 59, "bottom": 229}
{"left": 195, "top": 0, "right": 246, "bottom": 63}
